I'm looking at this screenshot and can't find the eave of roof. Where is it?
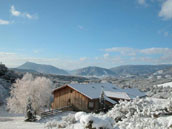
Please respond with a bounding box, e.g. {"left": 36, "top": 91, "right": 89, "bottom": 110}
{"left": 52, "top": 85, "right": 67, "bottom": 94}
{"left": 52, "top": 84, "right": 94, "bottom": 100}
{"left": 104, "top": 95, "right": 117, "bottom": 104}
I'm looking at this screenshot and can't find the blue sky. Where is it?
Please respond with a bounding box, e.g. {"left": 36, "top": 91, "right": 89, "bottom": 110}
{"left": 0, "top": 0, "right": 172, "bottom": 69}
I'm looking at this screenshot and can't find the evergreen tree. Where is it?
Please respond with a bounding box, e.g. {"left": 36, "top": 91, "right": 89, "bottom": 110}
{"left": 25, "top": 98, "right": 36, "bottom": 122}
{"left": 99, "top": 88, "right": 106, "bottom": 112}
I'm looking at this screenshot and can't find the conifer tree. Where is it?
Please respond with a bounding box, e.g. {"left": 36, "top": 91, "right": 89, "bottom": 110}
{"left": 25, "top": 98, "right": 36, "bottom": 122}
{"left": 99, "top": 88, "right": 106, "bottom": 111}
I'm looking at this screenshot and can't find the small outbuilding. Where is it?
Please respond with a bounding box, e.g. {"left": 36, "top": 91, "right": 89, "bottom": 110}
{"left": 52, "top": 83, "right": 146, "bottom": 112}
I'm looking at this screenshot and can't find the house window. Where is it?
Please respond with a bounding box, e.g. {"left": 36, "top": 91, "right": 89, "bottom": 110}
{"left": 67, "top": 99, "right": 71, "bottom": 105}
{"left": 88, "top": 101, "right": 94, "bottom": 109}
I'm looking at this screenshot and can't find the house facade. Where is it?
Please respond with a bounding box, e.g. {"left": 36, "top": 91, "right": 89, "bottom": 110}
{"left": 52, "top": 83, "right": 145, "bottom": 112}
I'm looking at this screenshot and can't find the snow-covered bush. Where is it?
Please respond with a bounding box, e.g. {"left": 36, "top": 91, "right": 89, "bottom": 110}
{"left": 106, "top": 97, "right": 172, "bottom": 129}
{"left": 7, "top": 73, "right": 54, "bottom": 115}
{"left": 75, "top": 112, "right": 87, "bottom": 121}
{"left": 167, "top": 96, "right": 172, "bottom": 112}
{"left": 45, "top": 120, "right": 58, "bottom": 129}
{"left": 168, "top": 118, "right": 172, "bottom": 128}
{"left": 44, "top": 112, "right": 76, "bottom": 129}
{"left": 63, "top": 113, "right": 76, "bottom": 124}
{"left": 56, "top": 113, "right": 76, "bottom": 128}
{"left": 75, "top": 112, "right": 114, "bottom": 129}
{"left": 116, "top": 114, "right": 164, "bottom": 129}
{"left": 43, "top": 97, "right": 171, "bottom": 129}
{"left": 107, "top": 97, "right": 171, "bottom": 123}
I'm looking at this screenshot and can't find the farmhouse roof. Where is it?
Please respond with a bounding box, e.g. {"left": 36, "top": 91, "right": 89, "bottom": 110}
{"left": 53, "top": 83, "right": 146, "bottom": 100}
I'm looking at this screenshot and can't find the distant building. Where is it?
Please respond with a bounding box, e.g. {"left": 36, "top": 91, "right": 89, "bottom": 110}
{"left": 52, "top": 83, "right": 146, "bottom": 112}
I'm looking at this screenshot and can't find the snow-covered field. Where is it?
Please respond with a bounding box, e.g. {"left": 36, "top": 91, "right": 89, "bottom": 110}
{"left": 0, "top": 116, "right": 44, "bottom": 129}
{"left": 156, "top": 81, "right": 172, "bottom": 88}
{"left": 0, "top": 97, "right": 172, "bottom": 129}
{"left": 0, "top": 105, "right": 43, "bottom": 129}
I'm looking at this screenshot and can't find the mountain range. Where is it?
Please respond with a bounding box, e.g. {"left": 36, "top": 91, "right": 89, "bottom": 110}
{"left": 17, "top": 62, "right": 68, "bottom": 75}
{"left": 70, "top": 66, "right": 116, "bottom": 77}
{"left": 110, "top": 65, "right": 172, "bottom": 77}
{"left": 15, "top": 62, "right": 172, "bottom": 77}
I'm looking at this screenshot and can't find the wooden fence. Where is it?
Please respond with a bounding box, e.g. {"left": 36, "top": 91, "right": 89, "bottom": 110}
{"left": 40, "top": 106, "right": 72, "bottom": 118}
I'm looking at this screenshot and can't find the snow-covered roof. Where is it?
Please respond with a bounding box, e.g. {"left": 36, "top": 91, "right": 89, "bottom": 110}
{"left": 53, "top": 83, "right": 146, "bottom": 100}
{"left": 122, "top": 88, "right": 146, "bottom": 99}
{"left": 104, "top": 91, "right": 131, "bottom": 100}
{"left": 105, "top": 88, "right": 146, "bottom": 100}
{"left": 68, "top": 83, "right": 120, "bottom": 99}
{"left": 54, "top": 83, "right": 146, "bottom": 100}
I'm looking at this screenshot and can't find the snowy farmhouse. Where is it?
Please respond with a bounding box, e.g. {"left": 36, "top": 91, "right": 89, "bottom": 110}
{"left": 52, "top": 83, "right": 146, "bottom": 112}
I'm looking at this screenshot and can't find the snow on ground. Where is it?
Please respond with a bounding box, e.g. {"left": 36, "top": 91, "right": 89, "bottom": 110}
{"left": 43, "top": 97, "right": 172, "bottom": 129}
{"left": 0, "top": 106, "right": 76, "bottom": 129}
{"left": 145, "top": 97, "right": 169, "bottom": 109}
{"left": 157, "top": 116, "right": 172, "bottom": 128}
{"left": 0, "top": 105, "right": 44, "bottom": 129}
{"left": 0, "top": 116, "right": 44, "bottom": 129}
{"left": 0, "top": 97, "right": 172, "bottom": 129}
{"left": 156, "top": 81, "right": 172, "bottom": 87}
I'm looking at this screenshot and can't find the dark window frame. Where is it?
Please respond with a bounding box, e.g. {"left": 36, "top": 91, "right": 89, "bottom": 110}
{"left": 88, "top": 101, "right": 95, "bottom": 109}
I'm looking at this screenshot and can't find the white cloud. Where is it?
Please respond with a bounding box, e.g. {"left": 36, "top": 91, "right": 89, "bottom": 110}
{"left": 10, "top": 5, "right": 21, "bottom": 16}
{"left": 103, "top": 53, "right": 109, "bottom": 58}
{"left": 32, "top": 49, "right": 43, "bottom": 54}
{"left": 0, "top": 19, "right": 10, "bottom": 25}
{"left": 10, "top": 5, "right": 36, "bottom": 19}
{"left": 0, "top": 51, "right": 125, "bottom": 70}
{"left": 157, "top": 28, "right": 171, "bottom": 37}
{"left": 105, "top": 47, "right": 137, "bottom": 56}
{"left": 140, "top": 48, "right": 172, "bottom": 55}
{"left": 0, "top": 52, "right": 16, "bottom": 56}
{"left": 164, "top": 31, "right": 169, "bottom": 37}
{"left": 159, "top": 0, "right": 172, "bottom": 20}
{"left": 137, "top": 0, "right": 146, "bottom": 5}
{"left": 104, "top": 47, "right": 172, "bottom": 65}
{"left": 105, "top": 47, "right": 134, "bottom": 53}
{"left": 0, "top": 52, "right": 92, "bottom": 70}
{"left": 80, "top": 57, "right": 87, "bottom": 61}
{"left": 77, "top": 25, "right": 84, "bottom": 30}
{"left": 2, "top": 47, "right": 172, "bottom": 70}
{"left": 25, "top": 13, "right": 33, "bottom": 19}
{"left": 95, "top": 57, "right": 99, "bottom": 60}
{"left": 105, "top": 47, "right": 172, "bottom": 56}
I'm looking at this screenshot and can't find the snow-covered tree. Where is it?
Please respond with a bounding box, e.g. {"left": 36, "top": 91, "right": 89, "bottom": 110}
{"left": 7, "top": 73, "right": 54, "bottom": 115}
{"left": 25, "top": 97, "right": 36, "bottom": 122}
{"left": 99, "top": 88, "right": 110, "bottom": 112}
{"left": 99, "top": 88, "right": 105, "bottom": 110}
